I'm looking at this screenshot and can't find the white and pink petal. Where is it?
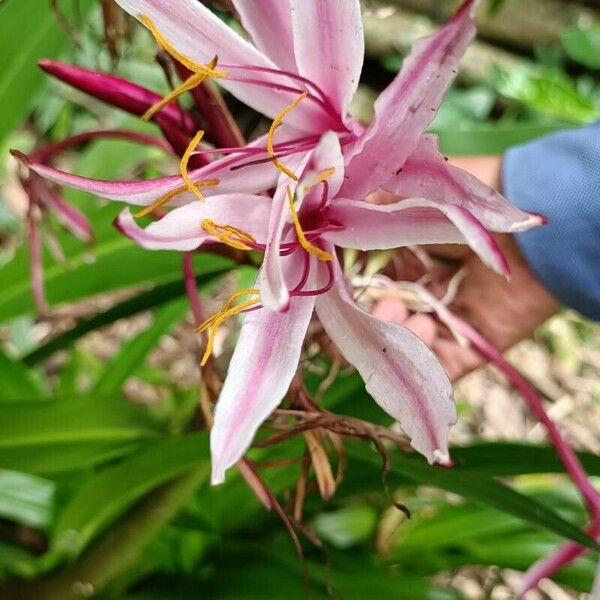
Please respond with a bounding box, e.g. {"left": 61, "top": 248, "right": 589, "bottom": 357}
{"left": 115, "top": 0, "right": 327, "bottom": 132}
{"left": 388, "top": 134, "right": 542, "bottom": 232}
{"left": 315, "top": 261, "right": 455, "bottom": 464}
{"left": 14, "top": 142, "right": 279, "bottom": 208}
{"left": 233, "top": 0, "right": 297, "bottom": 73}
{"left": 211, "top": 272, "right": 316, "bottom": 484}
{"left": 115, "top": 193, "right": 271, "bottom": 251}
{"left": 289, "top": 0, "right": 364, "bottom": 118}
{"left": 324, "top": 198, "right": 509, "bottom": 275}
{"left": 342, "top": 0, "right": 479, "bottom": 199}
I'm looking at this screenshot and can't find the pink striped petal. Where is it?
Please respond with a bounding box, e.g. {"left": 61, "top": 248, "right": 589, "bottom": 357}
{"left": 325, "top": 198, "right": 509, "bottom": 275}
{"left": 115, "top": 0, "right": 328, "bottom": 132}
{"left": 14, "top": 147, "right": 278, "bottom": 207}
{"left": 341, "top": 0, "right": 478, "bottom": 199}
{"left": 233, "top": 0, "right": 296, "bottom": 73}
{"left": 290, "top": 0, "right": 364, "bottom": 116}
{"left": 115, "top": 193, "right": 271, "bottom": 251}
{"left": 258, "top": 185, "right": 291, "bottom": 310}
{"left": 315, "top": 260, "right": 455, "bottom": 464}
{"left": 211, "top": 270, "right": 316, "bottom": 484}
{"left": 259, "top": 153, "right": 313, "bottom": 310}
{"left": 258, "top": 209, "right": 289, "bottom": 310}
{"left": 389, "top": 134, "right": 542, "bottom": 232}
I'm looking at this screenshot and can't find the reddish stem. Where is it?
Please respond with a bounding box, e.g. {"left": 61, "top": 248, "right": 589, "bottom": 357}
{"left": 26, "top": 206, "right": 48, "bottom": 315}
{"left": 182, "top": 252, "right": 203, "bottom": 325}
{"left": 30, "top": 129, "right": 172, "bottom": 164}
{"left": 446, "top": 312, "right": 600, "bottom": 594}
{"left": 518, "top": 521, "right": 600, "bottom": 597}
{"left": 450, "top": 315, "right": 600, "bottom": 518}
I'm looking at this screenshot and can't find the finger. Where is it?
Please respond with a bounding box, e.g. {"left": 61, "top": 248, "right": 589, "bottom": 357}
{"left": 403, "top": 313, "right": 437, "bottom": 347}
{"left": 372, "top": 297, "right": 408, "bottom": 324}
{"left": 432, "top": 337, "right": 483, "bottom": 381}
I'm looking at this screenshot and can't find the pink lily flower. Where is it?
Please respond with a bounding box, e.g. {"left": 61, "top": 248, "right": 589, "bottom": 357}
{"left": 15, "top": 0, "right": 544, "bottom": 484}
{"left": 20, "top": 0, "right": 537, "bottom": 234}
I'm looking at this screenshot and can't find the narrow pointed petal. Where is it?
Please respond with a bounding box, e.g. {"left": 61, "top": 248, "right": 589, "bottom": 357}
{"left": 315, "top": 261, "right": 455, "bottom": 464}
{"left": 290, "top": 0, "right": 364, "bottom": 116}
{"left": 13, "top": 147, "right": 278, "bottom": 207}
{"left": 115, "top": 0, "right": 329, "bottom": 131}
{"left": 259, "top": 153, "right": 312, "bottom": 310}
{"left": 388, "top": 134, "right": 543, "bottom": 232}
{"left": 325, "top": 198, "right": 509, "bottom": 275}
{"left": 341, "top": 0, "right": 478, "bottom": 199}
{"left": 258, "top": 186, "right": 291, "bottom": 311}
{"left": 211, "top": 291, "right": 316, "bottom": 484}
{"left": 233, "top": 0, "right": 297, "bottom": 72}
{"left": 115, "top": 193, "right": 271, "bottom": 251}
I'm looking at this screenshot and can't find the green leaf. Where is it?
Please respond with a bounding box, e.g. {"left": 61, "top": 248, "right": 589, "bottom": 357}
{"left": 52, "top": 434, "right": 209, "bottom": 559}
{"left": 561, "top": 26, "right": 600, "bottom": 69}
{"left": 451, "top": 442, "right": 600, "bottom": 477}
{"left": 0, "top": 395, "right": 164, "bottom": 474}
{"left": 22, "top": 264, "right": 230, "bottom": 366}
{"left": 0, "top": 347, "right": 45, "bottom": 401}
{"left": 494, "top": 66, "right": 597, "bottom": 124}
{"left": 344, "top": 442, "right": 600, "bottom": 552}
{"left": 93, "top": 299, "right": 188, "bottom": 395}
{"left": 0, "top": 0, "right": 90, "bottom": 144}
{"left": 487, "top": 0, "right": 507, "bottom": 14}
{"left": 433, "top": 121, "right": 569, "bottom": 155}
{"left": 0, "top": 234, "right": 230, "bottom": 323}
{"left": 313, "top": 505, "right": 378, "bottom": 549}
{"left": 0, "top": 469, "right": 55, "bottom": 530}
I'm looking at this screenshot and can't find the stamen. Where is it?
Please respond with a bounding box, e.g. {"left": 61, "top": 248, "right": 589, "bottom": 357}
{"left": 201, "top": 219, "right": 256, "bottom": 251}
{"left": 303, "top": 167, "right": 335, "bottom": 195}
{"left": 139, "top": 15, "right": 228, "bottom": 78}
{"left": 267, "top": 92, "right": 307, "bottom": 181}
{"left": 135, "top": 185, "right": 187, "bottom": 218}
{"left": 286, "top": 188, "right": 332, "bottom": 262}
{"left": 315, "top": 167, "right": 336, "bottom": 185}
{"left": 134, "top": 178, "right": 220, "bottom": 218}
{"left": 142, "top": 72, "right": 205, "bottom": 121}
{"left": 139, "top": 15, "right": 228, "bottom": 120}
{"left": 196, "top": 288, "right": 261, "bottom": 365}
{"left": 181, "top": 131, "right": 208, "bottom": 202}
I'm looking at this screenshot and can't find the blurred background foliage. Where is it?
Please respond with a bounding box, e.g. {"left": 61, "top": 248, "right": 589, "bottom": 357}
{"left": 0, "top": 0, "right": 599, "bottom": 598}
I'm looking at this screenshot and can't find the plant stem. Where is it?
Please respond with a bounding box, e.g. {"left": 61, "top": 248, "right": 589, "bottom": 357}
{"left": 452, "top": 316, "right": 600, "bottom": 518}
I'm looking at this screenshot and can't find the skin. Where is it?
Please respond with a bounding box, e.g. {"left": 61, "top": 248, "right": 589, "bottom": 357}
{"left": 373, "top": 155, "right": 560, "bottom": 380}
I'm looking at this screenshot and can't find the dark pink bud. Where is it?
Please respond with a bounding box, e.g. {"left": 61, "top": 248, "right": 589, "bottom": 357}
{"left": 38, "top": 59, "right": 195, "bottom": 134}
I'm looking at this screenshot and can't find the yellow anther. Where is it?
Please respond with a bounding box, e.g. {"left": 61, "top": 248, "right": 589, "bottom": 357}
{"left": 267, "top": 92, "right": 307, "bottom": 181}
{"left": 135, "top": 185, "right": 187, "bottom": 218}
{"left": 138, "top": 15, "right": 228, "bottom": 120}
{"left": 142, "top": 72, "right": 205, "bottom": 121}
{"left": 139, "top": 15, "right": 228, "bottom": 78}
{"left": 196, "top": 288, "right": 260, "bottom": 365}
{"left": 286, "top": 188, "right": 333, "bottom": 262}
{"left": 201, "top": 219, "right": 256, "bottom": 251}
{"left": 134, "top": 178, "right": 220, "bottom": 218}
{"left": 303, "top": 167, "right": 336, "bottom": 194}
{"left": 181, "top": 131, "right": 209, "bottom": 202}
{"left": 315, "top": 167, "right": 336, "bottom": 185}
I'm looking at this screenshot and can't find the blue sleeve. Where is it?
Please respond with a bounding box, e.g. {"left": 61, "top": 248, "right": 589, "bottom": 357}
{"left": 502, "top": 121, "right": 600, "bottom": 321}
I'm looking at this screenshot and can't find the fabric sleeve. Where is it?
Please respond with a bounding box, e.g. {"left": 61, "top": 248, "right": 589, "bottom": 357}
{"left": 502, "top": 121, "right": 600, "bottom": 321}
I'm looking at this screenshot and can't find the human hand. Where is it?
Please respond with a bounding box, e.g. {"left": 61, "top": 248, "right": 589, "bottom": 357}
{"left": 372, "top": 156, "right": 559, "bottom": 380}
